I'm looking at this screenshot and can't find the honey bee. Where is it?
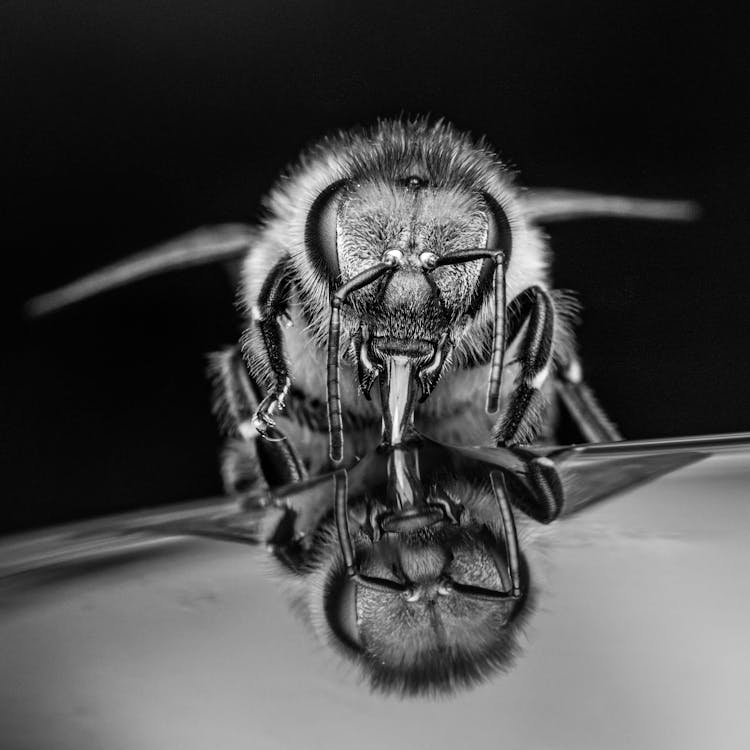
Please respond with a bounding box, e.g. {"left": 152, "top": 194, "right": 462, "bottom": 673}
{"left": 19, "top": 118, "right": 738, "bottom": 699}
{"left": 28, "top": 118, "right": 696, "bottom": 502}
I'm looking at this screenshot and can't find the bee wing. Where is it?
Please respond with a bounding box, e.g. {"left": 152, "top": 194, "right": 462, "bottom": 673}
{"left": 547, "top": 432, "right": 750, "bottom": 517}
{"left": 0, "top": 497, "right": 242, "bottom": 581}
{"left": 420, "top": 437, "right": 529, "bottom": 474}
{"left": 0, "top": 473, "right": 346, "bottom": 582}
{"left": 521, "top": 188, "right": 700, "bottom": 223}
{"left": 149, "top": 450, "right": 388, "bottom": 550}
{"left": 169, "top": 455, "right": 386, "bottom": 550}
{"left": 425, "top": 432, "right": 750, "bottom": 521}
{"left": 25, "top": 224, "right": 255, "bottom": 317}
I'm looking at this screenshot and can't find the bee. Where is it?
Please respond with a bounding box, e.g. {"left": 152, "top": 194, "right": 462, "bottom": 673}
{"left": 19, "top": 118, "right": 743, "bottom": 699}
{"left": 28, "top": 118, "right": 696, "bottom": 503}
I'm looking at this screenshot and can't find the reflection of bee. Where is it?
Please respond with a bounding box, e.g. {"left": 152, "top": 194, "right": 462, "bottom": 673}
{"left": 207, "top": 372, "right": 540, "bottom": 697}
{"left": 290, "top": 473, "right": 535, "bottom": 696}
{"left": 29, "top": 119, "right": 696, "bottom": 501}
{"left": 167, "top": 367, "right": 743, "bottom": 697}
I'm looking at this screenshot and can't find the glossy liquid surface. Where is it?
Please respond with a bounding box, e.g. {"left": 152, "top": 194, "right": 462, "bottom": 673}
{"left": 1, "top": 453, "right": 748, "bottom": 750}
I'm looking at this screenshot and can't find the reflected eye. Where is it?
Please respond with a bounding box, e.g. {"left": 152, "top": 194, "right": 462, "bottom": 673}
{"left": 324, "top": 575, "right": 361, "bottom": 651}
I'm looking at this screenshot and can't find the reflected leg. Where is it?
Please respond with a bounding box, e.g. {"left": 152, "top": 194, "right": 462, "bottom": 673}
{"left": 240, "top": 258, "right": 294, "bottom": 436}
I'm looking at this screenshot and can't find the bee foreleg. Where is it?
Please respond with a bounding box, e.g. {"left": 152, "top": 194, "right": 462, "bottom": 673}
{"left": 241, "top": 258, "right": 295, "bottom": 437}
{"left": 493, "top": 286, "right": 555, "bottom": 446}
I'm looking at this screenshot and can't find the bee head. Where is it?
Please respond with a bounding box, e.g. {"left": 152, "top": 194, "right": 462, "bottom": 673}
{"left": 309, "top": 171, "right": 511, "bottom": 386}
{"left": 269, "top": 119, "right": 535, "bottom": 460}
{"left": 322, "top": 485, "right": 532, "bottom": 697}
{"left": 265, "top": 120, "right": 533, "bottom": 396}
{"left": 338, "top": 178, "right": 505, "bottom": 342}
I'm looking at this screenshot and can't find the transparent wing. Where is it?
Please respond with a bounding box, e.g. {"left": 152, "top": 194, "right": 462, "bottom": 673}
{"left": 549, "top": 432, "right": 750, "bottom": 516}
{"left": 5, "top": 433, "right": 747, "bottom": 581}
{"left": 26, "top": 224, "right": 254, "bottom": 316}
{"left": 521, "top": 188, "right": 699, "bottom": 223}
{"left": 0, "top": 498, "right": 241, "bottom": 581}
{"left": 421, "top": 432, "right": 750, "bottom": 519}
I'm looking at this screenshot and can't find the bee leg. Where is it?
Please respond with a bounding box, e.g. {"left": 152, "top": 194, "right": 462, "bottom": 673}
{"left": 240, "top": 258, "right": 295, "bottom": 438}
{"left": 208, "top": 346, "right": 306, "bottom": 505}
{"left": 503, "top": 288, "right": 621, "bottom": 445}
{"left": 554, "top": 358, "right": 623, "bottom": 442}
{"left": 493, "top": 286, "right": 555, "bottom": 447}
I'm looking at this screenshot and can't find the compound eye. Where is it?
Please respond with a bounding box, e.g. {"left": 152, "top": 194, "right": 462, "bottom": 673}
{"left": 323, "top": 575, "right": 362, "bottom": 651}
{"left": 482, "top": 191, "right": 512, "bottom": 254}
{"left": 305, "top": 179, "right": 348, "bottom": 280}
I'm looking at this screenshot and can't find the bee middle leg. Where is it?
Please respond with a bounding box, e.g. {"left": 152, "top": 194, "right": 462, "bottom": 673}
{"left": 494, "top": 286, "right": 621, "bottom": 446}
{"left": 240, "top": 257, "right": 295, "bottom": 436}
{"left": 491, "top": 286, "right": 623, "bottom": 521}
{"left": 493, "top": 286, "right": 556, "bottom": 447}
{"left": 488, "top": 286, "right": 567, "bottom": 519}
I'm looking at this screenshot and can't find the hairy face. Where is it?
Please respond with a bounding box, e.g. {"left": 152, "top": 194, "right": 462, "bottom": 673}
{"left": 336, "top": 179, "right": 490, "bottom": 348}
{"left": 268, "top": 119, "right": 528, "bottom": 366}
{"left": 321, "top": 492, "right": 531, "bottom": 697}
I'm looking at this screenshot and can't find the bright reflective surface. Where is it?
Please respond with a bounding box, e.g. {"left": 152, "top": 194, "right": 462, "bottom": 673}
{"left": 1, "top": 451, "right": 749, "bottom": 749}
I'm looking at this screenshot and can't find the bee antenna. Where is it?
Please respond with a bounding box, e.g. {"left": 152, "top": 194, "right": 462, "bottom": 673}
{"left": 487, "top": 252, "right": 507, "bottom": 414}
{"left": 327, "top": 259, "right": 398, "bottom": 464}
{"left": 333, "top": 469, "right": 357, "bottom": 575}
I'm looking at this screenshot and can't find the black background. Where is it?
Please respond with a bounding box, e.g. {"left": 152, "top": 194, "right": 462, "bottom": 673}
{"left": 3, "top": 0, "right": 749, "bottom": 533}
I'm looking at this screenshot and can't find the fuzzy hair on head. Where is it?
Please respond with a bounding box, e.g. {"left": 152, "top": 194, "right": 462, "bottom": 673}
{"left": 240, "top": 117, "right": 549, "bottom": 384}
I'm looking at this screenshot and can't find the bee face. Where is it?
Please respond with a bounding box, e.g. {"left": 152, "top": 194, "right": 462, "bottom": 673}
{"left": 336, "top": 179, "right": 492, "bottom": 349}
{"left": 353, "top": 566, "right": 526, "bottom": 697}
{"left": 309, "top": 484, "right": 531, "bottom": 697}
{"left": 266, "top": 119, "right": 528, "bottom": 364}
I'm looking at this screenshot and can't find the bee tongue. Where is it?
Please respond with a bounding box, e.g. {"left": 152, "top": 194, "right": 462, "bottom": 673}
{"left": 378, "top": 355, "right": 420, "bottom": 447}
{"left": 360, "top": 328, "right": 453, "bottom": 405}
